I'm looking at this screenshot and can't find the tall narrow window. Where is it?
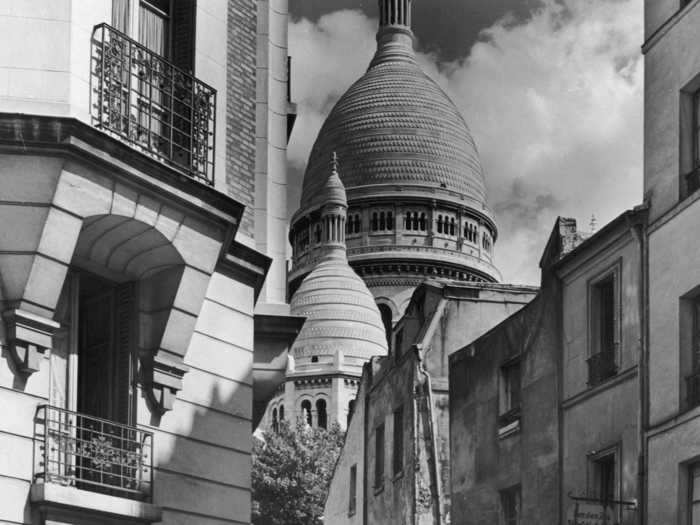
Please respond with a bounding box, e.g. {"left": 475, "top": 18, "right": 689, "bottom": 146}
{"left": 112, "top": 0, "right": 130, "bottom": 32}
{"left": 500, "top": 486, "right": 521, "bottom": 525}
{"left": 689, "top": 463, "right": 700, "bottom": 524}
{"left": 437, "top": 215, "right": 443, "bottom": 234}
{"left": 387, "top": 212, "right": 394, "bottom": 231}
{"left": 375, "top": 423, "right": 385, "bottom": 489}
{"left": 591, "top": 452, "right": 616, "bottom": 505}
{"left": 372, "top": 212, "right": 379, "bottom": 232}
{"left": 393, "top": 406, "right": 404, "bottom": 475}
{"left": 279, "top": 404, "right": 285, "bottom": 421}
{"left": 588, "top": 273, "right": 618, "bottom": 386}
{"left": 379, "top": 212, "right": 386, "bottom": 230}
{"left": 694, "top": 88, "right": 700, "bottom": 172}
{"left": 349, "top": 464, "right": 357, "bottom": 515}
{"left": 316, "top": 399, "right": 327, "bottom": 429}
{"left": 272, "top": 408, "right": 278, "bottom": 433}
{"left": 450, "top": 217, "right": 456, "bottom": 236}
{"left": 688, "top": 298, "right": 700, "bottom": 408}
{"left": 139, "top": 1, "right": 170, "bottom": 57}
{"left": 419, "top": 213, "right": 426, "bottom": 231}
{"left": 499, "top": 358, "right": 521, "bottom": 431}
{"left": 347, "top": 399, "right": 356, "bottom": 427}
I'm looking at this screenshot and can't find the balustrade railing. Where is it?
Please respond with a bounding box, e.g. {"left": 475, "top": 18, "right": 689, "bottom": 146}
{"left": 586, "top": 350, "right": 617, "bottom": 387}
{"left": 34, "top": 405, "right": 153, "bottom": 501}
{"left": 90, "top": 23, "right": 216, "bottom": 185}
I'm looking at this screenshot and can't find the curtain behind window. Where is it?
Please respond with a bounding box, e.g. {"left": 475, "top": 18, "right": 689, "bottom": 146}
{"left": 112, "top": 0, "right": 130, "bottom": 32}
{"left": 139, "top": 2, "right": 169, "bottom": 57}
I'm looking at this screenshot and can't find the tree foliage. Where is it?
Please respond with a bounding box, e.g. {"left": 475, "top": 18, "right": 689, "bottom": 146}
{"left": 252, "top": 420, "right": 345, "bottom": 525}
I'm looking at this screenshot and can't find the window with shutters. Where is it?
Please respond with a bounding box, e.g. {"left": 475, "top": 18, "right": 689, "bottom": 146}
{"left": 587, "top": 268, "right": 620, "bottom": 387}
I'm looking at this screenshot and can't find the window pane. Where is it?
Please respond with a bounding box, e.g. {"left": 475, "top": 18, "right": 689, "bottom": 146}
{"left": 139, "top": 2, "right": 169, "bottom": 56}
{"left": 393, "top": 407, "right": 403, "bottom": 474}
{"left": 375, "top": 424, "right": 385, "bottom": 487}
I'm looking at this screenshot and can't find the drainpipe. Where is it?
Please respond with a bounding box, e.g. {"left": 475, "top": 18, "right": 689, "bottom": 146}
{"left": 626, "top": 208, "right": 648, "bottom": 525}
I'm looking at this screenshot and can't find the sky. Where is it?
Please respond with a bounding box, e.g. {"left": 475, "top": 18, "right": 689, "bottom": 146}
{"left": 287, "top": 0, "right": 644, "bottom": 285}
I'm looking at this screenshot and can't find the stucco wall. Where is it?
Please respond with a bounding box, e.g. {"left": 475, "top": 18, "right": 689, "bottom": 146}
{"left": 449, "top": 291, "right": 560, "bottom": 525}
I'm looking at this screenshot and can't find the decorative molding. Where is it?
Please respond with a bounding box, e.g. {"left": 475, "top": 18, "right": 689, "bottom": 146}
{"left": 2, "top": 309, "right": 60, "bottom": 375}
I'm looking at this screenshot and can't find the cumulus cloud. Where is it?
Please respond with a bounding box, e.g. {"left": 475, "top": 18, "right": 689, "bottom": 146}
{"left": 288, "top": 0, "right": 643, "bottom": 284}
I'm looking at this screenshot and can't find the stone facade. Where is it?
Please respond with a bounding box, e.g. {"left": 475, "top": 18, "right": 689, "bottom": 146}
{"left": 324, "top": 279, "right": 537, "bottom": 524}
{"left": 0, "top": 1, "right": 295, "bottom": 523}
{"left": 643, "top": 1, "right": 700, "bottom": 523}
{"left": 449, "top": 212, "right": 645, "bottom": 525}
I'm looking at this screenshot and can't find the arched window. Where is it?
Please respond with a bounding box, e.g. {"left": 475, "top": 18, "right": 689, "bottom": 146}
{"left": 420, "top": 213, "right": 426, "bottom": 231}
{"left": 378, "top": 303, "right": 393, "bottom": 347}
{"left": 387, "top": 212, "right": 394, "bottom": 231}
{"left": 450, "top": 217, "right": 456, "bottom": 236}
{"left": 347, "top": 399, "right": 356, "bottom": 427}
{"left": 316, "top": 399, "right": 327, "bottom": 429}
{"left": 272, "top": 407, "right": 278, "bottom": 433}
{"left": 301, "top": 400, "right": 312, "bottom": 426}
{"left": 354, "top": 215, "right": 361, "bottom": 234}
{"left": 437, "top": 215, "right": 443, "bottom": 234}
{"left": 279, "top": 404, "right": 285, "bottom": 421}
{"left": 379, "top": 212, "right": 386, "bottom": 231}
{"left": 412, "top": 212, "right": 419, "bottom": 231}
{"left": 314, "top": 223, "right": 322, "bottom": 243}
{"left": 372, "top": 212, "right": 379, "bottom": 232}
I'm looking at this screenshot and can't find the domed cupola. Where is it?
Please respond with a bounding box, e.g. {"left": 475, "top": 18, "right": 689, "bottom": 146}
{"left": 289, "top": 0, "right": 502, "bottom": 321}
{"left": 289, "top": 155, "right": 388, "bottom": 375}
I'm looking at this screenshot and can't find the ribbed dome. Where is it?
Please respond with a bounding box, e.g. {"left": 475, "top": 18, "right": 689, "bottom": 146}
{"left": 290, "top": 258, "right": 388, "bottom": 362}
{"left": 300, "top": 34, "right": 488, "bottom": 209}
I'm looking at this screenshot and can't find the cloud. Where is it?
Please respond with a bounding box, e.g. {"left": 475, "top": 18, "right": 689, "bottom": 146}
{"left": 288, "top": 0, "right": 643, "bottom": 284}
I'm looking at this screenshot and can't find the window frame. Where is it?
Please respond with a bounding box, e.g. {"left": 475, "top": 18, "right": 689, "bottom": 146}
{"left": 392, "top": 406, "right": 404, "bottom": 477}
{"left": 498, "top": 356, "right": 522, "bottom": 435}
{"left": 586, "top": 262, "right": 621, "bottom": 387}
{"left": 499, "top": 485, "right": 521, "bottom": 525}
{"left": 587, "top": 444, "right": 620, "bottom": 520}
{"left": 349, "top": 464, "right": 357, "bottom": 516}
{"left": 374, "top": 423, "right": 385, "bottom": 490}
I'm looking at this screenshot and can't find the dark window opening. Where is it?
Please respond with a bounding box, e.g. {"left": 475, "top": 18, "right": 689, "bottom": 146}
{"left": 279, "top": 404, "right": 285, "bottom": 421}
{"left": 372, "top": 212, "right": 379, "bottom": 232}
{"left": 437, "top": 215, "right": 443, "bottom": 234}
{"left": 378, "top": 304, "right": 393, "bottom": 347}
{"left": 272, "top": 408, "right": 278, "bottom": 433}
{"left": 347, "top": 399, "right": 356, "bottom": 427}
{"left": 592, "top": 454, "right": 616, "bottom": 505}
{"left": 349, "top": 464, "right": 357, "bottom": 515}
{"left": 375, "top": 423, "right": 385, "bottom": 488}
{"left": 499, "top": 359, "right": 521, "bottom": 428}
{"left": 311, "top": 355, "right": 319, "bottom": 363}
{"left": 500, "top": 486, "right": 521, "bottom": 525}
{"left": 316, "top": 399, "right": 327, "bottom": 429}
{"left": 393, "top": 406, "right": 403, "bottom": 475}
{"left": 588, "top": 274, "right": 617, "bottom": 386}
{"left": 419, "top": 213, "right": 426, "bottom": 231}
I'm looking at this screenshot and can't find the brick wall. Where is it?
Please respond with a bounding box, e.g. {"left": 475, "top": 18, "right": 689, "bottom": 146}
{"left": 226, "top": 0, "right": 257, "bottom": 237}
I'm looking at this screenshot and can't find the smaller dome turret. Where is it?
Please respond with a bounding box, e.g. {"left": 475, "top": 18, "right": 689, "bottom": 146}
{"left": 289, "top": 156, "right": 388, "bottom": 375}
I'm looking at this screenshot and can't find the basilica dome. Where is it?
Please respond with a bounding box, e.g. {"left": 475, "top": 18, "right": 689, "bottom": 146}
{"left": 300, "top": 35, "right": 488, "bottom": 212}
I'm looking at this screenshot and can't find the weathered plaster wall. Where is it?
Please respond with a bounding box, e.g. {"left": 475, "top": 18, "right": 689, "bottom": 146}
{"left": 324, "top": 375, "right": 367, "bottom": 525}
{"left": 449, "top": 291, "right": 560, "bottom": 525}
{"left": 644, "top": 2, "right": 700, "bottom": 222}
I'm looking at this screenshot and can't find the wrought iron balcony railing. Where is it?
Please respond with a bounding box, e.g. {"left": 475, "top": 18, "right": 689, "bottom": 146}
{"left": 587, "top": 350, "right": 617, "bottom": 387}
{"left": 34, "top": 405, "right": 153, "bottom": 501}
{"left": 687, "top": 370, "right": 700, "bottom": 408}
{"left": 90, "top": 23, "right": 216, "bottom": 185}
